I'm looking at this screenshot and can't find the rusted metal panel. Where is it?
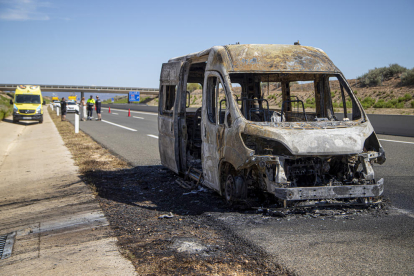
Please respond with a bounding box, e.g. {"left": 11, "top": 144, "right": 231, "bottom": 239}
{"left": 224, "top": 44, "right": 338, "bottom": 73}
{"left": 160, "top": 62, "right": 182, "bottom": 85}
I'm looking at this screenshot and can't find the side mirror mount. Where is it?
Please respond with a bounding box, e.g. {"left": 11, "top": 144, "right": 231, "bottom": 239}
{"left": 10, "top": 99, "right": 13, "bottom": 105}
{"left": 43, "top": 100, "right": 46, "bottom": 105}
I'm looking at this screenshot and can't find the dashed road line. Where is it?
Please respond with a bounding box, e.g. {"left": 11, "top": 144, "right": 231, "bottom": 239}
{"left": 147, "top": 134, "right": 159, "bottom": 139}
{"left": 101, "top": 108, "right": 158, "bottom": 116}
{"left": 133, "top": 116, "right": 144, "bottom": 119}
{"left": 379, "top": 139, "right": 414, "bottom": 145}
{"left": 101, "top": 120, "right": 137, "bottom": 131}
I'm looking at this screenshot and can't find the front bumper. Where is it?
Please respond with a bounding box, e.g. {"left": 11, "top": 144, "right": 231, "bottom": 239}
{"left": 14, "top": 114, "right": 43, "bottom": 120}
{"left": 271, "top": 179, "right": 384, "bottom": 200}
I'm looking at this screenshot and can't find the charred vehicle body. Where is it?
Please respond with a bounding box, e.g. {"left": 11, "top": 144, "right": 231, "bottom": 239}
{"left": 158, "top": 44, "right": 385, "bottom": 204}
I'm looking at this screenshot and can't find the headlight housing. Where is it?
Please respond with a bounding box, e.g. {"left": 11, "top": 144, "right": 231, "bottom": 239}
{"left": 241, "top": 133, "right": 293, "bottom": 156}
{"left": 13, "top": 104, "right": 18, "bottom": 113}
{"left": 36, "top": 105, "right": 41, "bottom": 114}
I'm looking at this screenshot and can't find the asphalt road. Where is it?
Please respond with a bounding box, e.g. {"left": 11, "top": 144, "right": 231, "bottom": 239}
{"left": 67, "top": 107, "right": 160, "bottom": 166}
{"left": 65, "top": 108, "right": 414, "bottom": 275}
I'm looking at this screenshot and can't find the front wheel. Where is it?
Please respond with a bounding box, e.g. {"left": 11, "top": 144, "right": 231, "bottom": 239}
{"left": 38, "top": 115, "right": 43, "bottom": 124}
{"left": 13, "top": 117, "right": 18, "bottom": 123}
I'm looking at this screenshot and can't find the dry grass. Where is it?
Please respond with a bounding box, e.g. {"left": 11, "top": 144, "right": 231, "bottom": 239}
{"left": 48, "top": 106, "right": 129, "bottom": 174}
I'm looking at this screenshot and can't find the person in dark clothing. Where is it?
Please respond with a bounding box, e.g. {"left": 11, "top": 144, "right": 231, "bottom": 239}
{"left": 95, "top": 95, "right": 102, "bottom": 121}
{"left": 61, "top": 97, "right": 67, "bottom": 121}
{"left": 86, "top": 95, "right": 95, "bottom": 120}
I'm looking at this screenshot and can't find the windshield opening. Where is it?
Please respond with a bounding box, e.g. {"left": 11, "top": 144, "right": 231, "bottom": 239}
{"left": 15, "top": 94, "right": 41, "bottom": 104}
{"left": 229, "top": 73, "right": 361, "bottom": 123}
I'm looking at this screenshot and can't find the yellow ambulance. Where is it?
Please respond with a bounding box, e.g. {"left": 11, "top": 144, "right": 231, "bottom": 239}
{"left": 10, "top": 85, "right": 45, "bottom": 123}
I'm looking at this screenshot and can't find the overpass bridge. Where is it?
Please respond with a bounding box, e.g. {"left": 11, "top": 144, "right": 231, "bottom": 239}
{"left": 0, "top": 84, "right": 159, "bottom": 98}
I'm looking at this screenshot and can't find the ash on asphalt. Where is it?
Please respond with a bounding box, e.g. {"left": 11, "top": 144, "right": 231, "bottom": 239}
{"left": 84, "top": 165, "right": 290, "bottom": 275}
{"left": 84, "top": 164, "right": 389, "bottom": 275}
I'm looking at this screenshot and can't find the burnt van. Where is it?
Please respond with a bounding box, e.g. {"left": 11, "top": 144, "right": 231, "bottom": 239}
{"left": 158, "top": 44, "right": 385, "bottom": 204}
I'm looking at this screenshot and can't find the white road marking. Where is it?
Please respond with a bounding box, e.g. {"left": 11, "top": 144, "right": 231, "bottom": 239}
{"left": 147, "top": 134, "right": 159, "bottom": 139}
{"left": 133, "top": 116, "right": 144, "bottom": 119}
{"left": 379, "top": 139, "right": 414, "bottom": 145}
{"left": 101, "top": 120, "right": 137, "bottom": 131}
{"left": 101, "top": 107, "right": 158, "bottom": 116}
{"left": 392, "top": 207, "right": 414, "bottom": 219}
{"left": 111, "top": 113, "right": 118, "bottom": 115}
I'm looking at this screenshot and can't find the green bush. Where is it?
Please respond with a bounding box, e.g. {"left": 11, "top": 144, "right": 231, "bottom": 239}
{"left": 411, "top": 100, "right": 414, "bottom": 108}
{"left": 401, "top": 68, "right": 414, "bottom": 85}
{"left": 398, "top": 93, "right": 412, "bottom": 102}
{"left": 187, "top": 83, "right": 202, "bottom": 92}
{"left": 374, "top": 99, "right": 386, "bottom": 108}
{"left": 358, "top": 64, "right": 408, "bottom": 87}
{"left": 395, "top": 102, "right": 405, "bottom": 109}
{"left": 340, "top": 101, "right": 353, "bottom": 108}
{"left": 361, "top": 97, "right": 376, "bottom": 109}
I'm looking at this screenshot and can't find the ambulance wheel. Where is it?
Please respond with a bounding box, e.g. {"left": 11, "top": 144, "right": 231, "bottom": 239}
{"left": 13, "top": 117, "right": 18, "bottom": 123}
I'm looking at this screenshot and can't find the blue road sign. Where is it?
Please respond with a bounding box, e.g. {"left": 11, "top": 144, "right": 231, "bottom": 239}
{"left": 129, "top": 91, "right": 140, "bottom": 102}
{"left": 111, "top": 98, "right": 114, "bottom": 103}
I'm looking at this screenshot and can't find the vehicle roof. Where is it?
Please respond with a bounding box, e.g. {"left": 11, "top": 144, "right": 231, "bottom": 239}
{"left": 15, "top": 85, "right": 41, "bottom": 94}
{"left": 169, "top": 44, "right": 339, "bottom": 73}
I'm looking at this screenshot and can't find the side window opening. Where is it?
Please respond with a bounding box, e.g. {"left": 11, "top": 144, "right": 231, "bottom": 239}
{"left": 218, "top": 82, "right": 227, "bottom": 125}
{"left": 160, "top": 85, "right": 176, "bottom": 116}
{"left": 207, "top": 77, "right": 217, "bottom": 124}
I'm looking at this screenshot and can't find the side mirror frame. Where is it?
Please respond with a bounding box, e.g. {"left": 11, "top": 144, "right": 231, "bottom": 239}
{"left": 10, "top": 99, "right": 13, "bottom": 105}
{"left": 43, "top": 100, "right": 46, "bottom": 105}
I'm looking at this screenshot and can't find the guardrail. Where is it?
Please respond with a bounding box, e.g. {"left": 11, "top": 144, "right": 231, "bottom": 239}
{"left": 0, "top": 84, "right": 159, "bottom": 94}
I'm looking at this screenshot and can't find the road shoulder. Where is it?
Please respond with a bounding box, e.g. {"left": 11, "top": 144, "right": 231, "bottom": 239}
{"left": 0, "top": 109, "right": 137, "bottom": 275}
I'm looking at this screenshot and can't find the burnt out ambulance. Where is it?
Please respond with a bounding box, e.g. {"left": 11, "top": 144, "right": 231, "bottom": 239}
{"left": 158, "top": 44, "right": 385, "bottom": 205}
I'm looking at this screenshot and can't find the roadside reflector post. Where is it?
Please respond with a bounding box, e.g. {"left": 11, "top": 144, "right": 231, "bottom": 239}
{"left": 57, "top": 106, "right": 60, "bottom": 116}
{"left": 51, "top": 104, "right": 54, "bottom": 111}
{"left": 75, "top": 109, "right": 79, "bottom": 134}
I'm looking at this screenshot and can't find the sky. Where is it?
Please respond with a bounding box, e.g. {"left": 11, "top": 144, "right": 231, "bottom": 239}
{"left": 1, "top": 0, "right": 413, "bottom": 100}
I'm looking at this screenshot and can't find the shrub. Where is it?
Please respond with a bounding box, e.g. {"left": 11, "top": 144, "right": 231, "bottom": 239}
{"left": 187, "top": 83, "right": 202, "bottom": 92}
{"left": 411, "top": 100, "right": 414, "bottom": 108}
{"left": 358, "top": 64, "right": 408, "bottom": 87}
{"left": 395, "top": 102, "right": 405, "bottom": 109}
{"left": 361, "top": 97, "right": 376, "bottom": 109}
{"left": 374, "top": 99, "right": 386, "bottom": 108}
{"left": 340, "top": 101, "right": 352, "bottom": 108}
{"left": 401, "top": 68, "right": 414, "bottom": 85}
{"left": 398, "top": 94, "right": 412, "bottom": 102}
{"left": 354, "top": 90, "right": 358, "bottom": 95}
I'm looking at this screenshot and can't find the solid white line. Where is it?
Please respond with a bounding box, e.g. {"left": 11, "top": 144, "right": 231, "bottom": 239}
{"left": 147, "top": 134, "right": 159, "bottom": 139}
{"left": 133, "top": 116, "right": 144, "bottom": 119}
{"left": 379, "top": 139, "right": 414, "bottom": 145}
{"left": 111, "top": 113, "right": 118, "bottom": 115}
{"left": 101, "top": 120, "right": 137, "bottom": 131}
{"left": 101, "top": 107, "right": 158, "bottom": 116}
